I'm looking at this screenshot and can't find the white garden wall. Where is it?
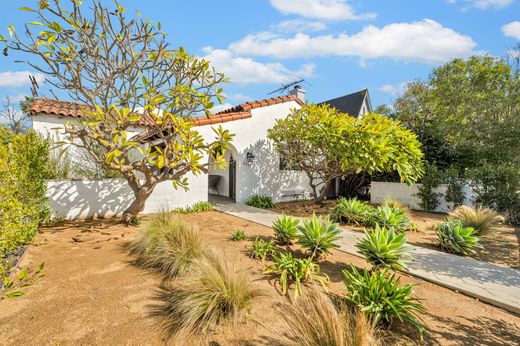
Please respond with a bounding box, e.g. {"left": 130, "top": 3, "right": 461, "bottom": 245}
{"left": 46, "top": 174, "right": 208, "bottom": 220}
{"left": 370, "top": 182, "right": 476, "bottom": 213}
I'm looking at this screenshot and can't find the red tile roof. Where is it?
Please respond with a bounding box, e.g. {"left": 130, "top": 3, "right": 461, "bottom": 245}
{"left": 29, "top": 98, "right": 156, "bottom": 127}
{"left": 29, "top": 95, "right": 304, "bottom": 141}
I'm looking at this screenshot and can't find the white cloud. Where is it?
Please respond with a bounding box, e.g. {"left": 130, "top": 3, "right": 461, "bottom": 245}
{"left": 502, "top": 21, "right": 520, "bottom": 40}
{"left": 447, "top": 0, "right": 513, "bottom": 10}
{"left": 202, "top": 47, "right": 315, "bottom": 84}
{"left": 223, "top": 93, "right": 254, "bottom": 103}
{"left": 0, "top": 93, "right": 29, "bottom": 103}
{"left": 273, "top": 19, "right": 327, "bottom": 33}
{"left": 229, "top": 19, "right": 477, "bottom": 63}
{"left": 211, "top": 102, "right": 234, "bottom": 113}
{"left": 379, "top": 82, "right": 410, "bottom": 97}
{"left": 270, "top": 0, "right": 376, "bottom": 21}
{"left": 0, "top": 71, "right": 45, "bottom": 88}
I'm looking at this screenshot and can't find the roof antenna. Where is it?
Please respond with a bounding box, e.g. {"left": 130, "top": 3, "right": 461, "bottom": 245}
{"left": 29, "top": 75, "right": 39, "bottom": 97}
{"left": 268, "top": 79, "right": 305, "bottom": 95}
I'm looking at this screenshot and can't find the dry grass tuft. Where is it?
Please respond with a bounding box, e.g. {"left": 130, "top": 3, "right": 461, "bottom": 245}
{"left": 274, "top": 285, "right": 378, "bottom": 346}
{"left": 150, "top": 249, "right": 263, "bottom": 342}
{"left": 128, "top": 214, "right": 204, "bottom": 278}
{"left": 383, "top": 196, "right": 408, "bottom": 211}
{"left": 448, "top": 206, "right": 504, "bottom": 236}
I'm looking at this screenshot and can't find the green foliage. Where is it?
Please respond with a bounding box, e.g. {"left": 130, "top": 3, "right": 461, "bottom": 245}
{"left": 266, "top": 252, "right": 329, "bottom": 298}
{"left": 248, "top": 237, "right": 275, "bottom": 261}
{"left": 468, "top": 163, "right": 520, "bottom": 224}
{"left": 369, "top": 206, "right": 410, "bottom": 234}
{"left": 444, "top": 166, "right": 465, "bottom": 209}
{"left": 268, "top": 104, "right": 424, "bottom": 201}
{"left": 448, "top": 206, "right": 504, "bottom": 236}
{"left": 356, "top": 226, "right": 412, "bottom": 271}
{"left": 343, "top": 266, "right": 426, "bottom": 334}
{"left": 297, "top": 214, "right": 342, "bottom": 260}
{"left": 383, "top": 196, "right": 407, "bottom": 210}
{"left": 151, "top": 249, "right": 262, "bottom": 341}
{"left": 416, "top": 164, "right": 442, "bottom": 211}
{"left": 330, "top": 197, "right": 374, "bottom": 225}
{"left": 230, "top": 229, "right": 246, "bottom": 241}
{"left": 435, "top": 221, "right": 482, "bottom": 255}
{"left": 274, "top": 285, "right": 377, "bottom": 346}
{"left": 174, "top": 201, "right": 213, "bottom": 214}
{"left": 272, "top": 213, "right": 299, "bottom": 245}
{"left": 0, "top": 128, "right": 51, "bottom": 286}
{"left": 245, "top": 194, "right": 275, "bottom": 209}
{"left": 128, "top": 215, "right": 205, "bottom": 278}
{"left": 1, "top": 262, "right": 44, "bottom": 299}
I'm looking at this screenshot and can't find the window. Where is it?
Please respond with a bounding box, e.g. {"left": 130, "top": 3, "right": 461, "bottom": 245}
{"left": 279, "top": 155, "right": 298, "bottom": 171}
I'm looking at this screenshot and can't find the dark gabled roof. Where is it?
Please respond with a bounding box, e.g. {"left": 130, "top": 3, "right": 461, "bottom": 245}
{"left": 319, "top": 89, "right": 370, "bottom": 117}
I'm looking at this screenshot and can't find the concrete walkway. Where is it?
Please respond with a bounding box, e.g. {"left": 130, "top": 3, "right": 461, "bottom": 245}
{"left": 214, "top": 201, "right": 520, "bottom": 315}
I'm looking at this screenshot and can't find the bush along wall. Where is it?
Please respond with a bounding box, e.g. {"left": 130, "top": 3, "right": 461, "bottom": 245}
{"left": 0, "top": 127, "right": 51, "bottom": 290}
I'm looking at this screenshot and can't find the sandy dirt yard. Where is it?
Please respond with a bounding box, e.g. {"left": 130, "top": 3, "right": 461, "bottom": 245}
{"left": 271, "top": 200, "right": 520, "bottom": 269}
{"left": 0, "top": 211, "right": 519, "bottom": 345}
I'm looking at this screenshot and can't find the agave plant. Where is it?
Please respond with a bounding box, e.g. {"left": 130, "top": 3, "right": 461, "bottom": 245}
{"left": 369, "top": 205, "right": 410, "bottom": 233}
{"left": 248, "top": 237, "right": 275, "bottom": 261}
{"left": 448, "top": 206, "right": 504, "bottom": 236}
{"left": 356, "top": 225, "right": 413, "bottom": 271}
{"left": 272, "top": 213, "right": 300, "bottom": 245}
{"left": 343, "top": 266, "right": 426, "bottom": 334}
{"left": 435, "top": 220, "right": 482, "bottom": 255}
{"left": 297, "top": 214, "right": 342, "bottom": 260}
{"left": 230, "top": 229, "right": 247, "bottom": 241}
{"left": 330, "top": 197, "right": 375, "bottom": 225}
{"left": 266, "top": 251, "right": 329, "bottom": 298}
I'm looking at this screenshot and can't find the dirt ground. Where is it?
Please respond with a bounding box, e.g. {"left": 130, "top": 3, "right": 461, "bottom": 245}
{"left": 271, "top": 200, "right": 520, "bottom": 269}
{"left": 0, "top": 211, "right": 519, "bottom": 345}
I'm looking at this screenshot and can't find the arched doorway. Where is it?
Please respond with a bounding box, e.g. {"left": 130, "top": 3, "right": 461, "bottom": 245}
{"left": 208, "top": 144, "right": 238, "bottom": 202}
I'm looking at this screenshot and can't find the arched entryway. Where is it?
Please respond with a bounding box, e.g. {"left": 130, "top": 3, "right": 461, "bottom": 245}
{"left": 208, "top": 144, "right": 238, "bottom": 202}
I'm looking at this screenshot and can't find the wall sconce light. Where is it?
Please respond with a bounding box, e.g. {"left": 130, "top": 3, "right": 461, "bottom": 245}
{"left": 246, "top": 152, "right": 255, "bottom": 165}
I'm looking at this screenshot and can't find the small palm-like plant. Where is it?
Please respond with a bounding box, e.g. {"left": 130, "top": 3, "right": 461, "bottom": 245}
{"left": 248, "top": 237, "right": 275, "bottom": 261}
{"left": 356, "top": 225, "right": 413, "bottom": 271}
{"left": 151, "top": 249, "right": 263, "bottom": 341}
{"left": 330, "top": 197, "right": 374, "bottom": 225}
{"left": 272, "top": 213, "right": 300, "bottom": 245}
{"left": 343, "top": 266, "right": 426, "bottom": 334}
{"left": 369, "top": 206, "right": 410, "bottom": 233}
{"left": 435, "top": 221, "right": 482, "bottom": 255}
{"left": 274, "top": 285, "right": 377, "bottom": 346}
{"left": 297, "top": 214, "right": 342, "bottom": 260}
{"left": 448, "top": 206, "right": 504, "bottom": 236}
{"left": 230, "top": 229, "right": 246, "bottom": 241}
{"left": 266, "top": 252, "right": 329, "bottom": 298}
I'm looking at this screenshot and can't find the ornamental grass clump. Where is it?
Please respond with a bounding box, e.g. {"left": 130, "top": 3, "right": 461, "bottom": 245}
{"left": 272, "top": 213, "right": 299, "bottom": 245}
{"left": 330, "top": 197, "right": 375, "bottom": 225}
{"left": 151, "top": 249, "right": 262, "bottom": 341}
{"left": 448, "top": 206, "right": 504, "bottom": 236}
{"left": 297, "top": 214, "right": 341, "bottom": 260}
{"left": 356, "top": 226, "right": 413, "bottom": 271}
{"left": 369, "top": 206, "right": 410, "bottom": 234}
{"left": 266, "top": 251, "right": 329, "bottom": 298}
{"left": 343, "top": 266, "right": 426, "bottom": 335}
{"left": 435, "top": 220, "right": 482, "bottom": 255}
{"left": 274, "top": 285, "right": 378, "bottom": 346}
{"left": 128, "top": 216, "right": 204, "bottom": 278}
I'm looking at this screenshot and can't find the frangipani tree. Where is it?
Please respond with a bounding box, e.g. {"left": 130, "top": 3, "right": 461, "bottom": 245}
{"left": 2, "top": 0, "right": 234, "bottom": 222}
{"left": 267, "top": 104, "right": 424, "bottom": 201}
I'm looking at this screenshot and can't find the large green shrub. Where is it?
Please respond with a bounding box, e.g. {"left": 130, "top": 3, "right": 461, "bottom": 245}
{"left": 416, "top": 164, "right": 442, "bottom": 211}
{"left": 444, "top": 166, "right": 465, "bottom": 209}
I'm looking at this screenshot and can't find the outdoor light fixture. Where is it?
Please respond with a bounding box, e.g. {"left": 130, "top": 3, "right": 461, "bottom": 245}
{"left": 246, "top": 152, "right": 255, "bottom": 164}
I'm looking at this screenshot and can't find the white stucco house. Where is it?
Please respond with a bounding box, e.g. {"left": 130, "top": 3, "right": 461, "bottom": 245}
{"left": 30, "top": 87, "right": 315, "bottom": 218}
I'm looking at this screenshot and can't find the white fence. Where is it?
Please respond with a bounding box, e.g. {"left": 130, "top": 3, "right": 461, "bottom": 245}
{"left": 370, "top": 182, "right": 476, "bottom": 213}
{"left": 46, "top": 174, "right": 208, "bottom": 220}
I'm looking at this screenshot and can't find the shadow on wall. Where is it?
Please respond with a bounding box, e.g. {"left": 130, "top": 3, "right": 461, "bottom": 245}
{"left": 237, "top": 139, "right": 312, "bottom": 203}
{"left": 47, "top": 179, "right": 134, "bottom": 220}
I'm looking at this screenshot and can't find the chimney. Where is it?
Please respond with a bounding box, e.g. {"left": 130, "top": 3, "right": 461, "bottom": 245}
{"left": 288, "top": 85, "right": 305, "bottom": 101}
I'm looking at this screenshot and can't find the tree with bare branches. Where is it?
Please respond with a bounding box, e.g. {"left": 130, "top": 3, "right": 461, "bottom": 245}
{"left": 0, "top": 97, "right": 30, "bottom": 134}
{"left": 1, "top": 0, "right": 233, "bottom": 222}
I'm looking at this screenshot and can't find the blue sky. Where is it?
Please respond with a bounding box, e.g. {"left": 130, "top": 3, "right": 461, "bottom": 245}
{"left": 0, "top": 0, "right": 519, "bottom": 110}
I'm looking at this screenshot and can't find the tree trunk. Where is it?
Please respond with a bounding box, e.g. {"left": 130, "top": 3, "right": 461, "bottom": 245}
{"left": 122, "top": 182, "right": 156, "bottom": 224}
{"left": 313, "top": 180, "right": 332, "bottom": 203}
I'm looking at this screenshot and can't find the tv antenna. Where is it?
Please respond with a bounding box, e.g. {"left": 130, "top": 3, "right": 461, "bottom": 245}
{"left": 268, "top": 79, "right": 305, "bottom": 95}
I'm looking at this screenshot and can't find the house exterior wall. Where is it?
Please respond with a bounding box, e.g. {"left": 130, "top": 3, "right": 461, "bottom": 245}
{"left": 370, "top": 181, "right": 476, "bottom": 213}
